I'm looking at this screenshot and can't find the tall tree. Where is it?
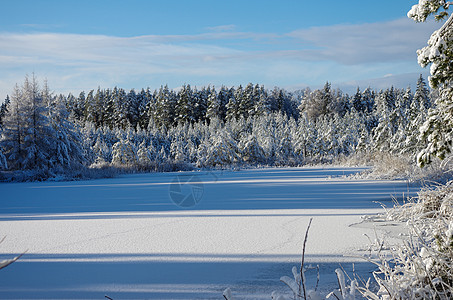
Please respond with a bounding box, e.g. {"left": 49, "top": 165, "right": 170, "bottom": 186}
{"left": 21, "top": 75, "right": 53, "bottom": 170}
{"left": 45, "top": 84, "right": 85, "bottom": 170}
{"left": 0, "top": 85, "right": 23, "bottom": 169}
{"left": 0, "top": 96, "right": 10, "bottom": 129}
{"left": 409, "top": 1, "right": 453, "bottom": 165}
{"left": 177, "top": 84, "right": 194, "bottom": 123}
{"left": 206, "top": 86, "right": 221, "bottom": 121}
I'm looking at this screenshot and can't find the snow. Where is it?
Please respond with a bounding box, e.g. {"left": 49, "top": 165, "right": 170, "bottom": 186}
{"left": 0, "top": 167, "right": 420, "bottom": 299}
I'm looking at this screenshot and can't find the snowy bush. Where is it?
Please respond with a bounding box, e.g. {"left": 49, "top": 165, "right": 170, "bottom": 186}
{"left": 111, "top": 138, "right": 138, "bottom": 166}
{"left": 204, "top": 133, "right": 240, "bottom": 167}
{"left": 239, "top": 134, "right": 266, "bottom": 164}
{"left": 356, "top": 181, "right": 453, "bottom": 299}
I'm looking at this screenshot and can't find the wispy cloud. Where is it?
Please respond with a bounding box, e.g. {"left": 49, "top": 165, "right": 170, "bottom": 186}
{"left": 205, "top": 24, "right": 237, "bottom": 32}
{"left": 0, "top": 17, "right": 439, "bottom": 100}
{"left": 286, "top": 18, "right": 439, "bottom": 64}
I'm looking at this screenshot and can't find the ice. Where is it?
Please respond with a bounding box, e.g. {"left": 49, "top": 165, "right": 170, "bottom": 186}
{"left": 0, "top": 167, "right": 421, "bottom": 299}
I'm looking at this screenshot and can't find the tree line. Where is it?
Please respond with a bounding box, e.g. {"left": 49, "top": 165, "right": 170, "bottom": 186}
{"left": 0, "top": 75, "right": 433, "bottom": 180}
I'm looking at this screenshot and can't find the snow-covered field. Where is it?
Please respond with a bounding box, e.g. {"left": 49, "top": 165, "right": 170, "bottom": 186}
{"left": 0, "top": 167, "right": 419, "bottom": 299}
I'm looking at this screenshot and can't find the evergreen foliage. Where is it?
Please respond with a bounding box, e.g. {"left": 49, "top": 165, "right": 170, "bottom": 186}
{"left": 0, "top": 76, "right": 440, "bottom": 180}
{"left": 409, "top": 1, "right": 453, "bottom": 166}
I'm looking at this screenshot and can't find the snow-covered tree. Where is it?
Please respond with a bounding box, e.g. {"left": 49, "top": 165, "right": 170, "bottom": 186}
{"left": 205, "top": 132, "right": 240, "bottom": 167}
{"left": 0, "top": 96, "right": 10, "bottom": 129}
{"left": 414, "top": 74, "right": 431, "bottom": 110}
{"left": 226, "top": 86, "right": 240, "bottom": 120}
{"left": 92, "top": 135, "right": 111, "bottom": 164}
{"left": 170, "top": 137, "right": 187, "bottom": 162}
{"left": 402, "top": 77, "right": 430, "bottom": 157}
{"left": 0, "top": 76, "right": 55, "bottom": 170}
{"left": 240, "top": 134, "right": 266, "bottom": 164}
{"left": 155, "top": 85, "right": 177, "bottom": 128}
{"left": 111, "top": 138, "right": 138, "bottom": 166}
{"left": 254, "top": 90, "right": 270, "bottom": 117}
{"left": 45, "top": 84, "right": 85, "bottom": 170}
{"left": 177, "top": 84, "right": 194, "bottom": 123}
{"left": 137, "top": 139, "right": 155, "bottom": 166}
{"left": 206, "top": 86, "right": 221, "bottom": 121}
{"left": 0, "top": 85, "right": 22, "bottom": 169}
{"left": 409, "top": 1, "right": 453, "bottom": 166}
{"left": 352, "top": 88, "right": 365, "bottom": 113}
{"left": 239, "top": 83, "right": 255, "bottom": 119}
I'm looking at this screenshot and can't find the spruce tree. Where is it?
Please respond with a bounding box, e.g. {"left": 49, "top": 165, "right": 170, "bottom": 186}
{"left": 0, "top": 85, "right": 22, "bottom": 169}
{"left": 0, "top": 96, "right": 10, "bottom": 129}
{"left": 176, "top": 84, "right": 193, "bottom": 123}
{"left": 409, "top": 2, "right": 453, "bottom": 165}
{"left": 206, "top": 87, "right": 220, "bottom": 121}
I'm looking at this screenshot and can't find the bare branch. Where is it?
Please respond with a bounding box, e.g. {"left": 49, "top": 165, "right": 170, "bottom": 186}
{"left": 300, "top": 218, "right": 313, "bottom": 300}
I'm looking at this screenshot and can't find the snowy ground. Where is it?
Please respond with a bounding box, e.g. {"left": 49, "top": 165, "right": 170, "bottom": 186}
{"left": 0, "top": 167, "right": 419, "bottom": 299}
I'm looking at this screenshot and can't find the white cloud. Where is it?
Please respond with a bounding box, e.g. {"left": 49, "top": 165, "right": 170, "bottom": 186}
{"left": 205, "top": 24, "right": 237, "bottom": 32}
{"left": 286, "top": 18, "right": 439, "bottom": 64}
{"left": 0, "top": 17, "right": 439, "bottom": 101}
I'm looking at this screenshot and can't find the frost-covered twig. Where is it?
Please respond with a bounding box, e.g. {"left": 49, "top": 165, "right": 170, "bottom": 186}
{"left": 300, "top": 218, "right": 313, "bottom": 299}
{"left": 353, "top": 181, "right": 453, "bottom": 299}
{"left": 0, "top": 252, "right": 25, "bottom": 270}
{"left": 0, "top": 236, "right": 26, "bottom": 271}
{"left": 223, "top": 287, "right": 234, "bottom": 300}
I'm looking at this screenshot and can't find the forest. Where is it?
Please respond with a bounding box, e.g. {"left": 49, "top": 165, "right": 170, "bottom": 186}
{"left": 0, "top": 74, "right": 434, "bottom": 181}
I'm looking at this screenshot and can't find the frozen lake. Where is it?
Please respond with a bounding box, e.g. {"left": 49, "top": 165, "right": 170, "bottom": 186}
{"left": 0, "top": 167, "right": 419, "bottom": 299}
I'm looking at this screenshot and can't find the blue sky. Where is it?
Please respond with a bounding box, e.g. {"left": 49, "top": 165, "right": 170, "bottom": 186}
{"left": 0, "top": 0, "right": 440, "bottom": 100}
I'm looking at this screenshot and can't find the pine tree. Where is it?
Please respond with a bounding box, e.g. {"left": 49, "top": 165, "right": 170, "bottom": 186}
{"left": 226, "top": 88, "right": 239, "bottom": 120}
{"left": 193, "top": 87, "right": 208, "bottom": 122}
{"left": 138, "top": 88, "right": 151, "bottom": 129}
{"left": 408, "top": 2, "right": 453, "bottom": 165}
{"left": 373, "top": 89, "right": 398, "bottom": 152}
{"left": 111, "top": 87, "right": 129, "bottom": 129}
{"left": 240, "top": 134, "right": 265, "bottom": 164}
{"left": 137, "top": 139, "right": 152, "bottom": 166}
{"left": 0, "top": 96, "right": 10, "bottom": 170}
{"left": 93, "top": 135, "right": 111, "bottom": 164}
{"left": 176, "top": 84, "right": 194, "bottom": 123}
{"left": 390, "top": 88, "right": 411, "bottom": 153}
{"left": 206, "top": 87, "right": 220, "bottom": 121}
{"left": 126, "top": 89, "right": 142, "bottom": 128}
{"left": 362, "top": 87, "right": 375, "bottom": 114}
{"left": 352, "top": 87, "right": 365, "bottom": 113}
{"left": 70, "top": 91, "right": 86, "bottom": 122}
{"left": 276, "top": 128, "right": 294, "bottom": 164}
{"left": 414, "top": 74, "right": 431, "bottom": 110}
{"left": 0, "top": 96, "right": 10, "bottom": 129}
{"left": 111, "top": 138, "right": 138, "bottom": 166}
{"left": 94, "top": 87, "right": 106, "bottom": 127}
{"left": 155, "top": 85, "right": 176, "bottom": 128}
{"left": 170, "top": 137, "right": 186, "bottom": 162}
{"left": 239, "top": 83, "right": 255, "bottom": 119}
{"left": 205, "top": 132, "right": 240, "bottom": 167}
{"left": 217, "top": 86, "right": 230, "bottom": 121}
{"left": 1, "top": 77, "right": 87, "bottom": 172}
{"left": 45, "top": 82, "right": 85, "bottom": 170}
{"left": 103, "top": 89, "right": 115, "bottom": 128}
{"left": 2, "top": 84, "right": 27, "bottom": 169}
{"left": 21, "top": 75, "right": 54, "bottom": 170}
